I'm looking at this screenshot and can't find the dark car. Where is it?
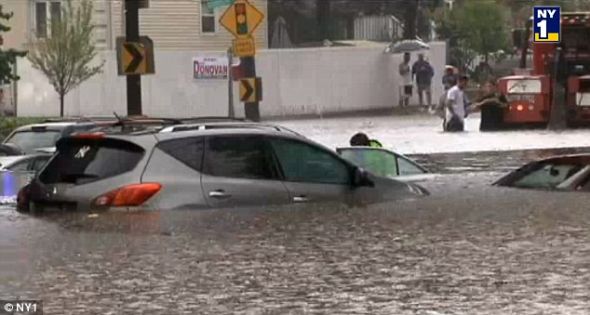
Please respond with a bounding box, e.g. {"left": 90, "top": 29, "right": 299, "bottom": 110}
{"left": 494, "top": 154, "right": 590, "bottom": 191}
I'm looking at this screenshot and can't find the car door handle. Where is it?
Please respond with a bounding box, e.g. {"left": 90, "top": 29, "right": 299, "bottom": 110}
{"left": 209, "top": 190, "right": 231, "bottom": 199}
{"left": 293, "top": 195, "right": 309, "bottom": 203}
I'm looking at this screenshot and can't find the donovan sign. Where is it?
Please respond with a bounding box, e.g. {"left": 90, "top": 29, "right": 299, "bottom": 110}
{"left": 193, "top": 55, "right": 229, "bottom": 80}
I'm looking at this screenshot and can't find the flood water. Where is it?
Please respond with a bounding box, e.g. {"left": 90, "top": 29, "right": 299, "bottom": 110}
{"left": 1, "top": 148, "right": 590, "bottom": 314}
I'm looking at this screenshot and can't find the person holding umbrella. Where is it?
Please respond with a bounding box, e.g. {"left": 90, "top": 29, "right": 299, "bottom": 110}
{"left": 386, "top": 40, "right": 430, "bottom": 109}
{"left": 399, "top": 53, "right": 412, "bottom": 107}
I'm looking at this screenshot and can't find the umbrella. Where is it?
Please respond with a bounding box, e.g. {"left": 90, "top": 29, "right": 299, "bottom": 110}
{"left": 270, "top": 16, "right": 293, "bottom": 49}
{"left": 385, "top": 39, "right": 429, "bottom": 54}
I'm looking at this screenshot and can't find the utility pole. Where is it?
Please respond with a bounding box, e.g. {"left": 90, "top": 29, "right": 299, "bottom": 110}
{"left": 125, "top": 0, "right": 142, "bottom": 116}
{"left": 227, "top": 47, "right": 235, "bottom": 118}
{"left": 241, "top": 56, "right": 259, "bottom": 121}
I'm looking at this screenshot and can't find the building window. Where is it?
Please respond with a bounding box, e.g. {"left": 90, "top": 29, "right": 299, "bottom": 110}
{"left": 33, "top": 1, "right": 62, "bottom": 38}
{"left": 201, "top": 1, "right": 216, "bottom": 33}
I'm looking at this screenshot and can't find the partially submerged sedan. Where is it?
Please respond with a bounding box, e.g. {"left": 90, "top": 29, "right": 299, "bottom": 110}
{"left": 494, "top": 154, "right": 590, "bottom": 191}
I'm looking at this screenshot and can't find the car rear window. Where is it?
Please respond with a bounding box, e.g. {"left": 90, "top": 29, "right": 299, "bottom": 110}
{"left": 4, "top": 130, "right": 61, "bottom": 153}
{"left": 39, "top": 138, "right": 144, "bottom": 185}
{"left": 157, "top": 137, "right": 204, "bottom": 171}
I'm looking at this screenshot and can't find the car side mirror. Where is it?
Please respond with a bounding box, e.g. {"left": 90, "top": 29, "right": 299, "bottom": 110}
{"left": 352, "top": 167, "right": 374, "bottom": 187}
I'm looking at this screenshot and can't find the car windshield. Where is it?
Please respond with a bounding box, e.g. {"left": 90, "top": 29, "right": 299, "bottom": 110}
{"left": 510, "top": 163, "right": 585, "bottom": 189}
{"left": 339, "top": 148, "right": 399, "bottom": 178}
{"left": 4, "top": 130, "right": 60, "bottom": 153}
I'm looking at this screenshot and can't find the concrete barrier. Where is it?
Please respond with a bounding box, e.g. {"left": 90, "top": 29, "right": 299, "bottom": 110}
{"left": 16, "top": 42, "right": 446, "bottom": 118}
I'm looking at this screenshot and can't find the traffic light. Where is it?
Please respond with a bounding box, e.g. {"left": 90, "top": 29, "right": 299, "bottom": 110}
{"left": 235, "top": 3, "right": 248, "bottom": 35}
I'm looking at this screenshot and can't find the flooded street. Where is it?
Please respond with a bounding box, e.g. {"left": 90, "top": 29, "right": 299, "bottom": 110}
{"left": 1, "top": 148, "right": 590, "bottom": 314}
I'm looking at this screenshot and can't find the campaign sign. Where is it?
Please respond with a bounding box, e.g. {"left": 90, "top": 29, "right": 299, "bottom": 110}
{"left": 533, "top": 6, "right": 560, "bottom": 43}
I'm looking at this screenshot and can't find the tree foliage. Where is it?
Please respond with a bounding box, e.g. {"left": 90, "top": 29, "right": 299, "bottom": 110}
{"left": 27, "top": 0, "right": 103, "bottom": 117}
{"left": 435, "top": 1, "right": 510, "bottom": 70}
{"left": 0, "top": 5, "right": 26, "bottom": 84}
{"left": 268, "top": 0, "right": 439, "bottom": 44}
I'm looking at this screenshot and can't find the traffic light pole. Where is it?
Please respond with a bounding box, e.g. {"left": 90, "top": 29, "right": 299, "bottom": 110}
{"left": 241, "top": 56, "right": 260, "bottom": 121}
{"left": 227, "top": 47, "right": 235, "bottom": 118}
{"left": 125, "top": 0, "right": 142, "bottom": 116}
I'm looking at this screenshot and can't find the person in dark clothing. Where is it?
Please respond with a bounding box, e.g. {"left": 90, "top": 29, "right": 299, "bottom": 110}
{"left": 412, "top": 54, "right": 434, "bottom": 107}
{"left": 471, "top": 79, "right": 508, "bottom": 131}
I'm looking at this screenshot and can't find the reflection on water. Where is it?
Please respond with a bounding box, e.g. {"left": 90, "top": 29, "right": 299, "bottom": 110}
{"left": 0, "top": 171, "right": 32, "bottom": 205}
{"left": 1, "top": 187, "right": 590, "bottom": 314}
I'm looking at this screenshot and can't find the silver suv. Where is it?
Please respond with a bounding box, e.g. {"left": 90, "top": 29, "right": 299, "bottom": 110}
{"left": 20, "top": 123, "right": 427, "bottom": 212}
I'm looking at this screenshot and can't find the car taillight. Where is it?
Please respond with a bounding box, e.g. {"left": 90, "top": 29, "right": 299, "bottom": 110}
{"left": 93, "top": 183, "right": 161, "bottom": 207}
{"left": 74, "top": 132, "right": 105, "bottom": 139}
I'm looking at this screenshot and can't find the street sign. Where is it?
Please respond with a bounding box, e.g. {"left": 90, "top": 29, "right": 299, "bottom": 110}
{"left": 219, "top": 0, "right": 264, "bottom": 38}
{"left": 208, "top": 0, "right": 234, "bottom": 10}
{"left": 239, "top": 77, "right": 262, "bottom": 103}
{"left": 116, "top": 36, "right": 155, "bottom": 76}
{"left": 233, "top": 36, "right": 255, "bottom": 57}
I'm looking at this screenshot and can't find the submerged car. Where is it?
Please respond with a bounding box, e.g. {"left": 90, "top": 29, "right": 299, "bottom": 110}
{"left": 494, "top": 154, "right": 590, "bottom": 191}
{"left": 2, "top": 116, "right": 182, "bottom": 155}
{"left": 337, "top": 147, "right": 436, "bottom": 183}
{"left": 19, "top": 122, "right": 427, "bottom": 212}
{"left": 0, "top": 154, "right": 52, "bottom": 172}
{"left": 0, "top": 154, "right": 52, "bottom": 205}
{"left": 3, "top": 120, "right": 106, "bottom": 154}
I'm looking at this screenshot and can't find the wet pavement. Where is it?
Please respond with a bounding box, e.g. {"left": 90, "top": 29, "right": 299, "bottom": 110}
{"left": 1, "top": 148, "right": 590, "bottom": 314}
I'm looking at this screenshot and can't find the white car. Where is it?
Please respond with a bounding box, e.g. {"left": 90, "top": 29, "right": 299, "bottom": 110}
{"left": 0, "top": 154, "right": 52, "bottom": 205}
{"left": 0, "top": 154, "right": 52, "bottom": 172}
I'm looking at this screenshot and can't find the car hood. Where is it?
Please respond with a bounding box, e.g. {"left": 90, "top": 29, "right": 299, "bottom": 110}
{"left": 395, "top": 173, "right": 441, "bottom": 183}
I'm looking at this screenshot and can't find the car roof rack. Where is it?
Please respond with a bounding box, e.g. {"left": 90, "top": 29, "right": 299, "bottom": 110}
{"left": 174, "top": 116, "right": 250, "bottom": 123}
{"left": 42, "top": 116, "right": 110, "bottom": 123}
{"left": 159, "top": 121, "right": 304, "bottom": 137}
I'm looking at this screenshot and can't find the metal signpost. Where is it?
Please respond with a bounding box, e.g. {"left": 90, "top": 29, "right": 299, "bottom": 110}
{"left": 219, "top": 0, "right": 264, "bottom": 121}
{"left": 120, "top": 0, "right": 153, "bottom": 116}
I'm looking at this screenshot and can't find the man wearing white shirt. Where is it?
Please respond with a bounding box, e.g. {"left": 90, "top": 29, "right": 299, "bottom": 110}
{"left": 399, "top": 53, "right": 412, "bottom": 107}
{"left": 444, "top": 75, "right": 469, "bottom": 132}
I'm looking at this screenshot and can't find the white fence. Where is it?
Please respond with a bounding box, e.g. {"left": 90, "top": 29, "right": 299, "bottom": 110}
{"left": 16, "top": 42, "right": 446, "bottom": 118}
{"left": 353, "top": 15, "right": 404, "bottom": 42}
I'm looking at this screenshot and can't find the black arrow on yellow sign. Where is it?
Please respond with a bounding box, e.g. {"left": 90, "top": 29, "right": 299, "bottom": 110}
{"left": 241, "top": 79, "right": 254, "bottom": 100}
{"left": 116, "top": 36, "right": 154, "bottom": 76}
{"left": 124, "top": 43, "right": 144, "bottom": 73}
{"left": 240, "top": 77, "right": 262, "bottom": 103}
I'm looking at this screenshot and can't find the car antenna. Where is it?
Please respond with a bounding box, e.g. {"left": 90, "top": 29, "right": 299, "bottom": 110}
{"left": 113, "top": 112, "right": 127, "bottom": 126}
{"left": 113, "top": 112, "right": 123, "bottom": 123}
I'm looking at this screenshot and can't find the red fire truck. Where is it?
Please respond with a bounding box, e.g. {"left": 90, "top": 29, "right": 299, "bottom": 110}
{"left": 497, "top": 12, "right": 590, "bottom": 127}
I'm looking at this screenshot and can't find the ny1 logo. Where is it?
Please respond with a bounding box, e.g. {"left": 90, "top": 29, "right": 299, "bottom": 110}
{"left": 533, "top": 6, "right": 561, "bottom": 43}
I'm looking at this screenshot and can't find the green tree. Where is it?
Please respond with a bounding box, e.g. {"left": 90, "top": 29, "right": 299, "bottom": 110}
{"left": 0, "top": 6, "right": 26, "bottom": 84}
{"left": 456, "top": 1, "right": 510, "bottom": 62}
{"left": 435, "top": 1, "right": 510, "bottom": 70}
{"left": 27, "top": 0, "right": 103, "bottom": 117}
